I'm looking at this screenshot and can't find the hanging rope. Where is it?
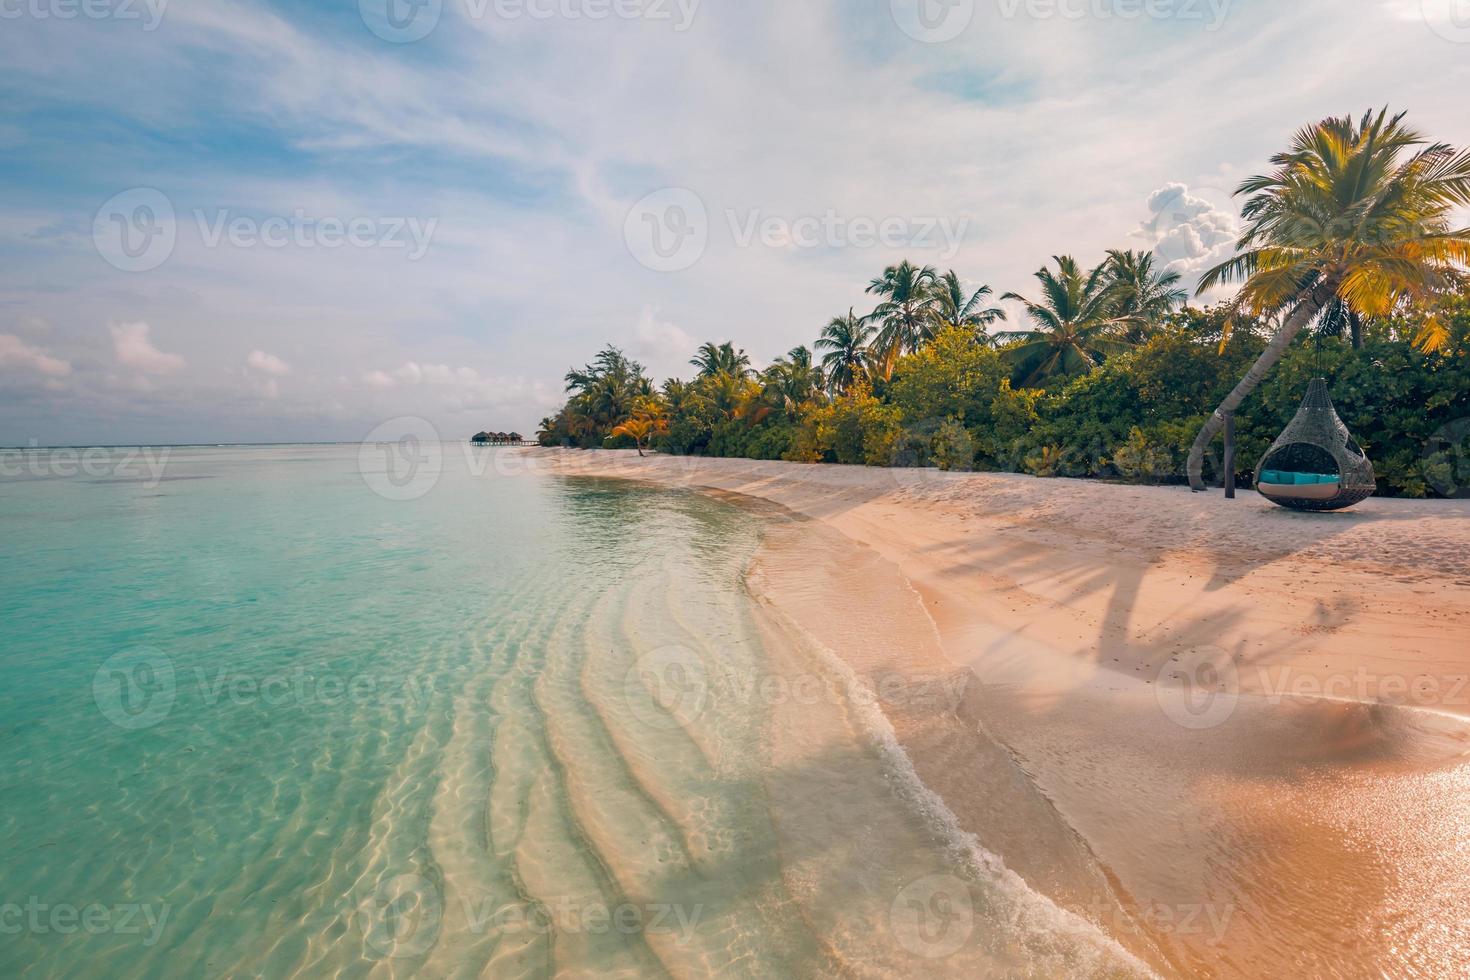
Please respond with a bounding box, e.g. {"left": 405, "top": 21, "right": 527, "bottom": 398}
{"left": 1313, "top": 306, "right": 1326, "bottom": 377}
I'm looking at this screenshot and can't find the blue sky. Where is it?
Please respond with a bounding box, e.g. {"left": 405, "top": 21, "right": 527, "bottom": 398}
{"left": 2, "top": 0, "right": 1468, "bottom": 445}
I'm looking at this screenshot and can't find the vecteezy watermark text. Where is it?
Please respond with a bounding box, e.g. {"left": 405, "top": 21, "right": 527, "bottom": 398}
{"left": 726, "top": 210, "right": 971, "bottom": 258}
{"left": 92, "top": 188, "right": 439, "bottom": 273}
{"left": 890, "top": 0, "right": 1228, "bottom": 43}
{"left": 1085, "top": 896, "right": 1235, "bottom": 945}
{"left": 996, "top": 0, "right": 1231, "bottom": 28}
{"left": 1155, "top": 648, "right": 1470, "bottom": 731}
{"left": 624, "top": 188, "right": 972, "bottom": 273}
{"left": 624, "top": 643, "right": 971, "bottom": 731}
{"left": 467, "top": 0, "right": 699, "bottom": 28}
{"left": 359, "top": 0, "right": 699, "bottom": 43}
{"left": 92, "top": 647, "right": 442, "bottom": 730}
{"left": 356, "top": 872, "right": 703, "bottom": 960}
{"left": 0, "top": 0, "right": 168, "bottom": 29}
{"left": 193, "top": 210, "right": 437, "bottom": 261}
{"left": 0, "top": 444, "right": 171, "bottom": 485}
{"left": 0, "top": 899, "right": 170, "bottom": 947}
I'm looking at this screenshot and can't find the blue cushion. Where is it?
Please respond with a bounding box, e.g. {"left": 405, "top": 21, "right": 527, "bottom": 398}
{"left": 1261, "top": 471, "right": 1342, "bottom": 486}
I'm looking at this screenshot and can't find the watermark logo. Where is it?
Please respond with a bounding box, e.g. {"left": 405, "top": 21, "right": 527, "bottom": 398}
{"left": 358, "top": 417, "right": 444, "bottom": 501}
{"left": 93, "top": 188, "right": 176, "bottom": 273}
{"left": 889, "top": 874, "right": 975, "bottom": 959}
{"left": 359, "top": 873, "right": 442, "bottom": 959}
{"left": 623, "top": 645, "right": 710, "bottom": 730}
{"left": 624, "top": 188, "right": 708, "bottom": 273}
{"left": 1154, "top": 646, "right": 1239, "bottom": 730}
{"left": 1422, "top": 0, "right": 1470, "bottom": 43}
{"left": 360, "top": 0, "right": 442, "bottom": 42}
{"left": 890, "top": 0, "right": 975, "bottom": 43}
{"left": 92, "top": 647, "right": 176, "bottom": 731}
{"left": 1423, "top": 418, "right": 1470, "bottom": 498}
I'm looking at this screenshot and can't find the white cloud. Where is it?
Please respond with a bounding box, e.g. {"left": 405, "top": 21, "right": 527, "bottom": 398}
{"left": 1133, "top": 183, "right": 1240, "bottom": 281}
{"left": 246, "top": 350, "right": 291, "bottom": 375}
{"left": 109, "top": 322, "right": 187, "bottom": 375}
{"left": 0, "top": 333, "right": 71, "bottom": 377}
{"left": 363, "top": 361, "right": 491, "bottom": 388}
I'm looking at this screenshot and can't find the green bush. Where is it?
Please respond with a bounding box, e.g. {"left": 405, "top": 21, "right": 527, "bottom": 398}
{"left": 931, "top": 419, "right": 977, "bottom": 472}
{"left": 888, "top": 328, "right": 1008, "bottom": 429}
{"left": 1112, "top": 427, "right": 1173, "bottom": 483}
{"left": 795, "top": 386, "right": 905, "bottom": 466}
{"left": 1023, "top": 445, "right": 1069, "bottom": 478}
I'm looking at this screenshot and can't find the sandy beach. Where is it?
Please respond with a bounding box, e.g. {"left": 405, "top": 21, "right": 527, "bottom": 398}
{"left": 526, "top": 448, "right": 1470, "bottom": 978}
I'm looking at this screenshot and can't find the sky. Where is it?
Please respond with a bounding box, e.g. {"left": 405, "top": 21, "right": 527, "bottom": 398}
{"left": 1, "top": 0, "right": 1468, "bottom": 446}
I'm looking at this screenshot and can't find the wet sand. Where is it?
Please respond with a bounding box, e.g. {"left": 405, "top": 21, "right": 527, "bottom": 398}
{"left": 526, "top": 449, "right": 1470, "bottom": 978}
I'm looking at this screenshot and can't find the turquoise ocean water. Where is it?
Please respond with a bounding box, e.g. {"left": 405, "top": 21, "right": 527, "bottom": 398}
{"left": 0, "top": 444, "right": 1140, "bottom": 979}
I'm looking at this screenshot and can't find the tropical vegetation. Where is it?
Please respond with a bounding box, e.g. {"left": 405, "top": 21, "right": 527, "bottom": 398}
{"left": 1186, "top": 108, "right": 1470, "bottom": 489}
{"left": 537, "top": 109, "right": 1470, "bottom": 500}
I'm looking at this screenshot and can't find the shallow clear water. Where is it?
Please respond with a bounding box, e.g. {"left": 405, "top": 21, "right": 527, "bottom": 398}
{"left": 0, "top": 445, "right": 1140, "bottom": 979}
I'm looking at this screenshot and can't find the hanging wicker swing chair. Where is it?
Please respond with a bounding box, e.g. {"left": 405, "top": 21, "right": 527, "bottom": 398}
{"left": 1254, "top": 378, "right": 1377, "bottom": 511}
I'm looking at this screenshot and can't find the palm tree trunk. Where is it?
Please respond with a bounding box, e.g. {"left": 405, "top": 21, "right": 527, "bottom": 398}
{"left": 1186, "top": 278, "right": 1338, "bottom": 491}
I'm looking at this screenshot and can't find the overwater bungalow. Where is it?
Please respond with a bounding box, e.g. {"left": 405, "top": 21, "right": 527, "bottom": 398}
{"left": 472, "top": 431, "right": 527, "bottom": 446}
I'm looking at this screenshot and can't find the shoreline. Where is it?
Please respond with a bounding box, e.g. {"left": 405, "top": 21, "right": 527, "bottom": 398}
{"left": 525, "top": 448, "right": 1470, "bottom": 978}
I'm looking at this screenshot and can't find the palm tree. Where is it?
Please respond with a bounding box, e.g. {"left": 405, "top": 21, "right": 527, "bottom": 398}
{"left": 562, "top": 345, "right": 652, "bottom": 445}
{"left": 694, "top": 369, "right": 757, "bottom": 420}
{"left": 690, "top": 341, "right": 753, "bottom": 379}
{"left": 1102, "top": 249, "right": 1187, "bottom": 341}
{"left": 998, "top": 256, "right": 1131, "bottom": 387}
{"left": 660, "top": 378, "right": 700, "bottom": 416}
{"left": 1185, "top": 108, "right": 1470, "bottom": 490}
{"left": 610, "top": 400, "right": 669, "bottom": 457}
{"left": 866, "top": 261, "right": 941, "bottom": 380}
{"left": 761, "top": 346, "right": 824, "bottom": 417}
{"left": 1315, "top": 298, "right": 1368, "bottom": 349}
{"left": 815, "top": 309, "right": 874, "bottom": 395}
{"left": 932, "top": 270, "right": 1007, "bottom": 344}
